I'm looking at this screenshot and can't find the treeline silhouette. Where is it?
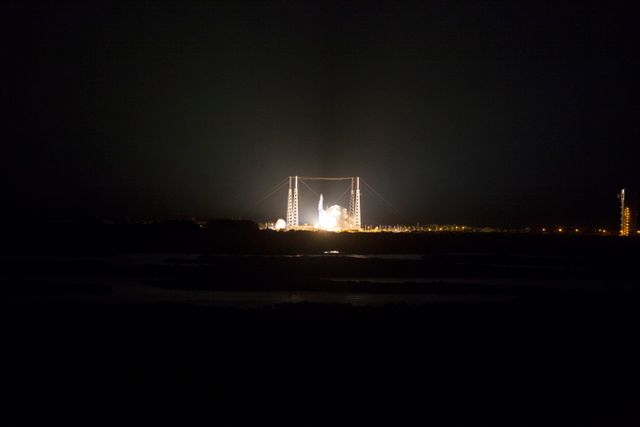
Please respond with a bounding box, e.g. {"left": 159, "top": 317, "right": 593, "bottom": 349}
{"left": 3, "top": 218, "right": 640, "bottom": 256}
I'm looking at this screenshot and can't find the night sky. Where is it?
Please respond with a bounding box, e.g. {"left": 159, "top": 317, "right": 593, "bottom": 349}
{"left": 4, "top": 0, "right": 639, "bottom": 227}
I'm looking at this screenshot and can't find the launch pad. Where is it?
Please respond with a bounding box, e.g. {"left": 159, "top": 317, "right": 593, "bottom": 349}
{"left": 285, "top": 176, "right": 361, "bottom": 231}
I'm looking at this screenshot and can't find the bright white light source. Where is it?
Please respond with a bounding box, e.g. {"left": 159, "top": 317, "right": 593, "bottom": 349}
{"left": 274, "top": 218, "right": 286, "bottom": 230}
{"left": 317, "top": 194, "right": 346, "bottom": 231}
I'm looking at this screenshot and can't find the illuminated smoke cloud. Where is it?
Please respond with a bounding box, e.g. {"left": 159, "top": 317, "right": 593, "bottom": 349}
{"left": 317, "top": 194, "right": 349, "bottom": 231}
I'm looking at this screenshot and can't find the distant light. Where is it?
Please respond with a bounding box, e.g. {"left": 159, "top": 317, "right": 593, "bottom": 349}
{"left": 558, "top": 228, "right": 563, "bottom": 232}
{"left": 542, "top": 228, "right": 546, "bottom": 232}
{"left": 575, "top": 228, "right": 579, "bottom": 233}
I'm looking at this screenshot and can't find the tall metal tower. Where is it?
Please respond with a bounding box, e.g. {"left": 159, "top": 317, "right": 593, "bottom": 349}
{"left": 286, "top": 176, "right": 299, "bottom": 228}
{"left": 348, "top": 176, "right": 361, "bottom": 230}
{"left": 354, "top": 176, "right": 361, "bottom": 230}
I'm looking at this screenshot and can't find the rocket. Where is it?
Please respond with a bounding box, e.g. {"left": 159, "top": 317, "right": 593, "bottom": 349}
{"left": 318, "top": 193, "right": 326, "bottom": 225}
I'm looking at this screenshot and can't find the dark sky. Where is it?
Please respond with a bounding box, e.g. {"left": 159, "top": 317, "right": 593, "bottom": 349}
{"left": 4, "top": 0, "right": 639, "bottom": 227}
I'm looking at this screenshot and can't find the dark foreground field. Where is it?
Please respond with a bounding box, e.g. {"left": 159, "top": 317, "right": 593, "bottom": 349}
{"left": 3, "top": 224, "right": 640, "bottom": 425}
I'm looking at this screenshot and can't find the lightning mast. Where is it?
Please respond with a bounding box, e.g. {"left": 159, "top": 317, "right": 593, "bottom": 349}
{"left": 348, "top": 176, "right": 361, "bottom": 230}
{"left": 349, "top": 178, "right": 355, "bottom": 228}
{"left": 354, "top": 176, "right": 361, "bottom": 230}
{"left": 286, "top": 176, "right": 299, "bottom": 228}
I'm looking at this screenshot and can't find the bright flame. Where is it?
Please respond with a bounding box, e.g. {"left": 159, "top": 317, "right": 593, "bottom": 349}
{"left": 317, "top": 194, "right": 345, "bottom": 231}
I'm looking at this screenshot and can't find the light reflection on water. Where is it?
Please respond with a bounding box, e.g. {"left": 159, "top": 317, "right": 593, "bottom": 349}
{"left": 110, "top": 253, "right": 425, "bottom": 266}
{"left": 281, "top": 253, "right": 424, "bottom": 260}
{"left": 177, "top": 291, "right": 510, "bottom": 308}
{"left": 326, "top": 277, "right": 534, "bottom": 286}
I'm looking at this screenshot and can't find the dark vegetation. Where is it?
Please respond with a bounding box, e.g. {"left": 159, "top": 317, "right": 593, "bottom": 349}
{"left": 4, "top": 219, "right": 640, "bottom": 254}
{"left": 3, "top": 221, "right": 640, "bottom": 425}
